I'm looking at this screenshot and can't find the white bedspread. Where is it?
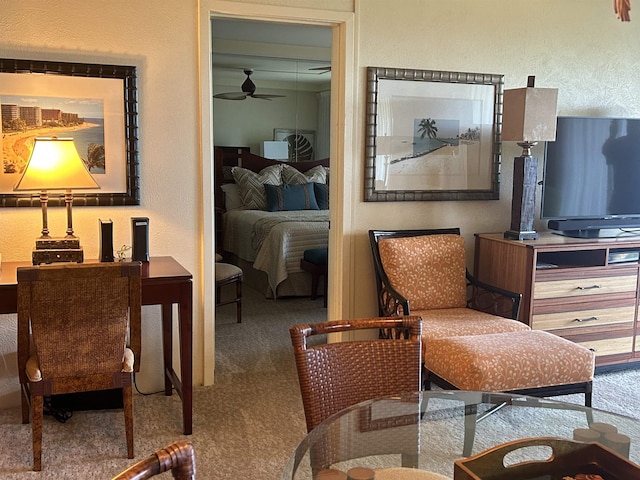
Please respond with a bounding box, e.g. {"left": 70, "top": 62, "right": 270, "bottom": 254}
{"left": 223, "top": 209, "right": 329, "bottom": 296}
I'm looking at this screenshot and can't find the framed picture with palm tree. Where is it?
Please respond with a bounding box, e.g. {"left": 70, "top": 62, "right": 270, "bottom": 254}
{"left": 364, "top": 67, "right": 504, "bottom": 201}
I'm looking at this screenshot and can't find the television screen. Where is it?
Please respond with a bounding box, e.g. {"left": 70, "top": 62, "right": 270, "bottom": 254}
{"left": 541, "top": 116, "right": 640, "bottom": 235}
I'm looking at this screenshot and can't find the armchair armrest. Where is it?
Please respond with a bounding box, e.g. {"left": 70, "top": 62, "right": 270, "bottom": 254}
{"left": 466, "top": 271, "right": 521, "bottom": 320}
{"left": 376, "top": 281, "right": 410, "bottom": 317}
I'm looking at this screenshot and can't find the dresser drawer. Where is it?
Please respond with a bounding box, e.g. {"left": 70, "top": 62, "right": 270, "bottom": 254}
{"left": 533, "top": 273, "right": 638, "bottom": 300}
{"left": 578, "top": 336, "right": 634, "bottom": 356}
{"left": 532, "top": 305, "right": 636, "bottom": 331}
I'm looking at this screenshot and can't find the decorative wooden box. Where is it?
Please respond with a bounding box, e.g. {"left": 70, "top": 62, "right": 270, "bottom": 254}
{"left": 454, "top": 437, "right": 640, "bottom": 480}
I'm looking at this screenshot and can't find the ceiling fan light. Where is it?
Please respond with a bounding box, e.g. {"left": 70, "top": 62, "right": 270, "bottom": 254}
{"left": 241, "top": 76, "right": 256, "bottom": 95}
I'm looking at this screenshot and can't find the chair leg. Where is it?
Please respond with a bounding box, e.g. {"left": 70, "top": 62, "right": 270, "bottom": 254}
{"left": 323, "top": 272, "right": 328, "bottom": 308}
{"left": 20, "top": 384, "right": 30, "bottom": 424}
{"left": 463, "top": 402, "right": 477, "bottom": 457}
{"left": 310, "top": 272, "right": 319, "bottom": 300}
{"left": 585, "top": 381, "right": 594, "bottom": 424}
{"left": 235, "top": 279, "right": 242, "bottom": 323}
{"left": 123, "top": 385, "right": 134, "bottom": 459}
{"left": 32, "top": 394, "right": 43, "bottom": 471}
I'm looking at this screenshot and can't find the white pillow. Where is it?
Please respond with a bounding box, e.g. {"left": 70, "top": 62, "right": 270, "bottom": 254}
{"left": 231, "top": 165, "right": 283, "bottom": 210}
{"left": 221, "top": 183, "right": 243, "bottom": 210}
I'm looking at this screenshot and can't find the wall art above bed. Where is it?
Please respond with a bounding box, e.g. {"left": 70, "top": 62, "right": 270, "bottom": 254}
{"left": 364, "top": 67, "right": 504, "bottom": 202}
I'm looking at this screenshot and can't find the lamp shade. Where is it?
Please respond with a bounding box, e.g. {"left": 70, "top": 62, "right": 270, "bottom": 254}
{"left": 13, "top": 137, "right": 99, "bottom": 191}
{"left": 502, "top": 87, "right": 558, "bottom": 143}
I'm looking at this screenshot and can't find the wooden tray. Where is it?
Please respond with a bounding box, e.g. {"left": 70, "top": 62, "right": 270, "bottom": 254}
{"left": 453, "top": 437, "right": 640, "bottom": 480}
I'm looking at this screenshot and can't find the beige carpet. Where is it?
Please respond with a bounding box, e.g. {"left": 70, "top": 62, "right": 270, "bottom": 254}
{"left": 0, "top": 286, "right": 639, "bottom": 479}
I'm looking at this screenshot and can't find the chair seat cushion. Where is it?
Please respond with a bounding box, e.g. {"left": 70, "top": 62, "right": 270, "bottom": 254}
{"left": 26, "top": 348, "right": 136, "bottom": 382}
{"left": 303, "top": 247, "right": 328, "bottom": 265}
{"left": 216, "top": 263, "right": 243, "bottom": 282}
{"left": 414, "top": 307, "right": 530, "bottom": 357}
{"left": 425, "top": 330, "right": 595, "bottom": 391}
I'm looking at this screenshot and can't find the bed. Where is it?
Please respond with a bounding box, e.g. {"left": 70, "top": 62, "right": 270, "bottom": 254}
{"left": 215, "top": 147, "right": 330, "bottom": 298}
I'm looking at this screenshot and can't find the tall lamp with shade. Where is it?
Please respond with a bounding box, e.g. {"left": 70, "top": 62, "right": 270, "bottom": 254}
{"left": 13, "top": 137, "right": 100, "bottom": 265}
{"left": 502, "top": 76, "right": 558, "bottom": 241}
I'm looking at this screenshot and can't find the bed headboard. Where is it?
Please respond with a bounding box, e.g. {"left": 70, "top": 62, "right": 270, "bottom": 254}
{"left": 214, "top": 146, "right": 330, "bottom": 210}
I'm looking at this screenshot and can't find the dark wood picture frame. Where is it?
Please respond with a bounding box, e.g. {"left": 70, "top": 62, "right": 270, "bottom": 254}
{"left": 364, "top": 67, "right": 504, "bottom": 202}
{"left": 0, "top": 58, "right": 139, "bottom": 207}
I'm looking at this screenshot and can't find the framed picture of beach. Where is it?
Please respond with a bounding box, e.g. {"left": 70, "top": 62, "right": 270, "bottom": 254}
{"left": 0, "top": 58, "right": 139, "bottom": 206}
{"left": 364, "top": 67, "right": 504, "bottom": 202}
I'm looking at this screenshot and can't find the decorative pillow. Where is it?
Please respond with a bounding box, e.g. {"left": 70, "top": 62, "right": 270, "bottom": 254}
{"left": 264, "top": 183, "right": 319, "bottom": 212}
{"left": 313, "top": 182, "right": 329, "bottom": 209}
{"left": 231, "top": 165, "right": 283, "bottom": 210}
{"left": 378, "top": 234, "right": 467, "bottom": 310}
{"left": 282, "top": 164, "right": 328, "bottom": 184}
{"left": 220, "top": 183, "right": 243, "bottom": 210}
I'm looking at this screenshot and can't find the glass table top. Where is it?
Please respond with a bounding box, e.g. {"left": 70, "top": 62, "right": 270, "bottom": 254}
{"left": 281, "top": 391, "right": 640, "bottom": 479}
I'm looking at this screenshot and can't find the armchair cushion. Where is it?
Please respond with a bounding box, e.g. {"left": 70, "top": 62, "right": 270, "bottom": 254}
{"left": 378, "top": 234, "right": 467, "bottom": 310}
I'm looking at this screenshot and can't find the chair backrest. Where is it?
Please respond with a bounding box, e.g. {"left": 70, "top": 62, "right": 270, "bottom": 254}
{"left": 289, "top": 316, "right": 422, "bottom": 433}
{"left": 369, "top": 229, "right": 468, "bottom": 313}
{"left": 17, "top": 262, "right": 142, "bottom": 384}
{"left": 111, "top": 440, "right": 195, "bottom": 479}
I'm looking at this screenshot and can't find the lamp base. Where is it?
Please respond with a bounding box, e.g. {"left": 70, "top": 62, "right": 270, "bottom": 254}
{"left": 33, "top": 247, "right": 84, "bottom": 265}
{"left": 504, "top": 229, "right": 539, "bottom": 241}
{"left": 35, "top": 237, "right": 80, "bottom": 250}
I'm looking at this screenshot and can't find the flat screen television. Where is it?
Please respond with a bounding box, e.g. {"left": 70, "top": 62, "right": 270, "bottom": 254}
{"left": 541, "top": 115, "right": 640, "bottom": 238}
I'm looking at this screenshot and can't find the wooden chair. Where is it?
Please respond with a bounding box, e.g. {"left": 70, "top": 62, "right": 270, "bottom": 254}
{"left": 215, "top": 261, "right": 243, "bottom": 323}
{"left": 17, "top": 262, "right": 142, "bottom": 471}
{"left": 111, "top": 440, "right": 195, "bottom": 479}
{"left": 290, "top": 316, "right": 422, "bottom": 470}
{"left": 369, "top": 229, "right": 595, "bottom": 454}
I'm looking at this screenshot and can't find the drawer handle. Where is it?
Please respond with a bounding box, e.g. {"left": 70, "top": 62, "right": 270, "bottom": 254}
{"left": 573, "top": 316, "right": 599, "bottom": 322}
{"left": 576, "top": 285, "right": 601, "bottom": 290}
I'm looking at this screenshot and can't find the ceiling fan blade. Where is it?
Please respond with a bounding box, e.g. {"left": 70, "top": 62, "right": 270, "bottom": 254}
{"left": 251, "top": 94, "right": 286, "bottom": 100}
{"left": 309, "top": 66, "right": 331, "bottom": 74}
{"left": 213, "top": 92, "right": 249, "bottom": 100}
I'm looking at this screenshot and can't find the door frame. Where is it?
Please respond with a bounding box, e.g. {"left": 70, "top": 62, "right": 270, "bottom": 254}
{"left": 198, "top": 0, "right": 355, "bottom": 384}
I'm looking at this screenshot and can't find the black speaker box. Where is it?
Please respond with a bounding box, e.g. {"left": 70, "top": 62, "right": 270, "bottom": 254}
{"left": 131, "top": 217, "right": 150, "bottom": 262}
{"left": 99, "top": 219, "right": 115, "bottom": 262}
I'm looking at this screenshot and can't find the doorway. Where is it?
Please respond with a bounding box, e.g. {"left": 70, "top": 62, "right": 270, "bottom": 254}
{"left": 211, "top": 17, "right": 331, "bottom": 307}
{"left": 199, "top": 2, "right": 354, "bottom": 385}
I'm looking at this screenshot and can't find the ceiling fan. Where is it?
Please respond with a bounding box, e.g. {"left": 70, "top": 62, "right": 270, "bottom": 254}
{"left": 213, "top": 69, "right": 285, "bottom": 101}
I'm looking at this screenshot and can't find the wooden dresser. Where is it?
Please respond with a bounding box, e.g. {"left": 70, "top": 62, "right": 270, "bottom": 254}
{"left": 474, "top": 232, "right": 640, "bottom": 367}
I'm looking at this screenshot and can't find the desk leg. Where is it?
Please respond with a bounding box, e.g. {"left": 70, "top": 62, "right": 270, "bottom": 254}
{"left": 161, "top": 305, "right": 173, "bottom": 396}
{"left": 161, "top": 295, "right": 193, "bottom": 435}
{"left": 179, "top": 281, "right": 193, "bottom": 435}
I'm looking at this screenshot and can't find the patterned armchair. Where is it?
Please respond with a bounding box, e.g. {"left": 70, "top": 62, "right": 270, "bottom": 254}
{"left": 369, "top": 229, "right": 529, "bottom": 345}
{"left": 368, "top": 228, "right": 595, "bottom": 453}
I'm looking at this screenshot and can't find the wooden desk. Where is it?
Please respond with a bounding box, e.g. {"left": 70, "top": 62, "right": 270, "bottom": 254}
{"left": 0, "top": 256, "right": 193, "bottom": 435}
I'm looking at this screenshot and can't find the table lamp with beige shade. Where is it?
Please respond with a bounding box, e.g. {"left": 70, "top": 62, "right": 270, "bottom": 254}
{"left": 502, "top": 76, "right": 558, "bottom": 241}
{"left": 13, "top": 136, "right": 99, "bottom": 264}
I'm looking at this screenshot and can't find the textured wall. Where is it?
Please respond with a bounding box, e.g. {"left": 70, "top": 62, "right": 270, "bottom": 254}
{"left": 349, "top": 0, "right": 640, "bottom": 316}
{"left": 0, "top": 0, "right": 638, "bottom": 409}
{"left": 0, "top": 0, "right": 200, "bottom": 406}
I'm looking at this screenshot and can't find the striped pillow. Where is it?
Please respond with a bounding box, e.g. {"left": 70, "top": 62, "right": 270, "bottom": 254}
{"left": 282, "top": 164, "right": 328, "bottom": 184}
{"left": 231, "top": 165, "right": 283, "bottom": 210}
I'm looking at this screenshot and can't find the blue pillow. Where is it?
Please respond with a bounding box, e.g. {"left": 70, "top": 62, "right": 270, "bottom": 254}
{"left": 313, "top": 182, "right": 329, "bottom": 210}
{"left": 264, "top": 183, "right": 319, "bottom": 212}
